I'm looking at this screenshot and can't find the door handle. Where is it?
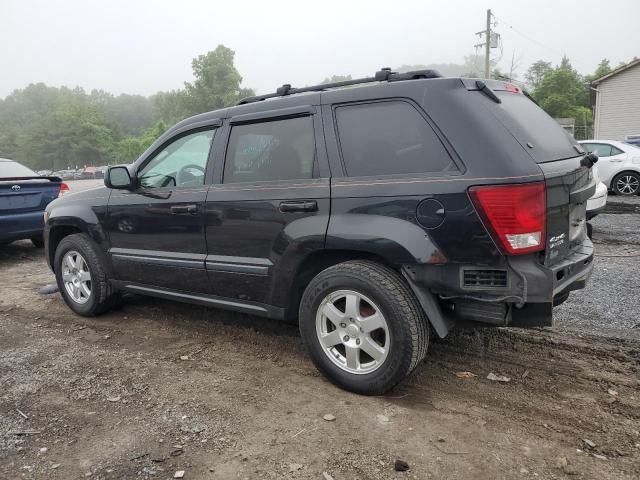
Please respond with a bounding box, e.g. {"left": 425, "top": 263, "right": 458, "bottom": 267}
{"left": 170, "top": 204, "right": 198, "bottom": 214}
{"left": 279, "top": 200, "right": 318, "bottom": 213}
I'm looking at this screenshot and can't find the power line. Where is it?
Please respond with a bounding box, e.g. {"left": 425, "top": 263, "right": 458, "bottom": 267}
{"left": 492, "top": 13, "right": 590, "bottom": 69}
{"left": 492, "top": 14, "right": 565, "bottom": 57}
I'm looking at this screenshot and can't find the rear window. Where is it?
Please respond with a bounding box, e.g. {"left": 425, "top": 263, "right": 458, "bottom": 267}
{"left": 582, "top": 143, "right": 623, "bottom": 157}
{"left": 0, "top": 160, "right": 37, "bottom": 178}
{"left": 335, "top": 101, "right": 457, "bottom": 177}
{"left": 490, "top": 92, "right": 579, "bottom": 163}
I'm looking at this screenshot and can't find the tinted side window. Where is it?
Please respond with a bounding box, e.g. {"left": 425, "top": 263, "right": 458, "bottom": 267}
{"left": 611, "top": 146, "right": 624, "bottom": 156}
{"left": 581, "top": 143, "right": 595, "bottom": 153}
{"left": 224, "top": 116, "right": 315, "bottom": 183}
{"left": 335, "top": 101, "right": 455, "bottom": 177}
{"left": 138, "top": 129, "right": 214, "bottom": 188}
{"left": 591, "top": 144, "right": 613, "bottom": 157}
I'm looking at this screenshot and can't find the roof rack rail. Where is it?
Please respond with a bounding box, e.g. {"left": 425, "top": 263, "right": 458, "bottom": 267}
{"left": 238, "top": 67, "right": 443, "bottom": 105}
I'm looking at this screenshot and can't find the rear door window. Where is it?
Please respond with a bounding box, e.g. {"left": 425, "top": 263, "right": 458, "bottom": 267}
{"left": 223, "top": 116, "right": 316, "bottom": 183}
{"left": 334, "top": 101, "right": 457, "bottom": 177}
{"left": 583, "top": 143, "right": 614, "bottom": 157}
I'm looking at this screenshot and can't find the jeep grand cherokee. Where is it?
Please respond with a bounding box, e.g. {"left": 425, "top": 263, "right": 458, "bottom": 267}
{"left": 44, "top": 69, "right": 596, "bottom": 395}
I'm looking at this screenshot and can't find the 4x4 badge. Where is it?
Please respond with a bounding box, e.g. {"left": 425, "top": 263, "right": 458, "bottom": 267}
{"left": 549, "top": 233, "right": 566, "bottom": 249}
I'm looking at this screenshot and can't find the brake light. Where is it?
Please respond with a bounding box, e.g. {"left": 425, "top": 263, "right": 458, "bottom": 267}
{"left": 58, "top": 182, "right": 69, "bottom": 197}
{"left": 469, "top": 182, "right": 546, "bottom": 255}
{"left": 504, "top": 83, "right": 520, "bottom": 93}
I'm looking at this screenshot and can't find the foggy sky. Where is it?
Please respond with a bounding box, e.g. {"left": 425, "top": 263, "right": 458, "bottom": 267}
{"left": 2, "top": 0, "right": 638, "bottom": 98}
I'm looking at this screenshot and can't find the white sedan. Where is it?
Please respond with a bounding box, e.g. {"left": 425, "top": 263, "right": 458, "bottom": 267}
{"left": 579, "top": 140, "right": 640, "bottom": 196}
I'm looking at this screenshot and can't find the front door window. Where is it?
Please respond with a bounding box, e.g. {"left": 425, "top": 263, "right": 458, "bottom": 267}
{"left": 138, "top": 130, "right": 215, "bottom": 188}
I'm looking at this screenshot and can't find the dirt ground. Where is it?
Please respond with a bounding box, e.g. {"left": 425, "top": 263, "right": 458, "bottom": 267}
{"left": 1, "top": 238, "right": 639, "bottom": 479}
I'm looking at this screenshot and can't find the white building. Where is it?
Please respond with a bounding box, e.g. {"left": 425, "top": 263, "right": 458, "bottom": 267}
{"left": 592, "top": 58, "right": 640, "bottom": 142}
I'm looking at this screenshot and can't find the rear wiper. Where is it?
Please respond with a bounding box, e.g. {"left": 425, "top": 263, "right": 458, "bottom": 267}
{"left": 522, "top": 89, "right": 540, "bottom": 106}
{"left": 475, "top": 80, "right": 501, "bottom": 104}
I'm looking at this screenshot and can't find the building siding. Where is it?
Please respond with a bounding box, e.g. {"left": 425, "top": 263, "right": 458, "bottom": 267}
{"left": 594, "top": 63, "right": 640, "bottom": 140}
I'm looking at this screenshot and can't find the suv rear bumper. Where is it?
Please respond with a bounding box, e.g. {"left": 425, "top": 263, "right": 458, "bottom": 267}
{"left": 403, "top": 239, "right": 594, "bottom": 336}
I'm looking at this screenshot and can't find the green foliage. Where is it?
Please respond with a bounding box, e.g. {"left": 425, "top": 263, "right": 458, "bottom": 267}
{"left": 182, "top": 45, "right": 255, "bottom": 116}
{"left": 0, "top": 45, "right": 253, "bottom": 170}
{"left": 525, "top": 60, "right": 552, "bottom": 90}
{"left": 0, "top": 84, "right": 117, "bottom": 170}
{"left": 532, "top": 57, "right": 589, "bottom": 120}
{"left": 585, "top": 59, "right": 612, "bottom": 84}
{"left": 112, "top": 121, "right": 168, "bottom": 164}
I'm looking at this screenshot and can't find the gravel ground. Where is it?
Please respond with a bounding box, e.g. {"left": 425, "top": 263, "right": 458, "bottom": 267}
{"left": 555, "top": 195, "right": 640, "bottom": 336}
{"left": 0, "top": 191, "right": 639, "bottom": 479}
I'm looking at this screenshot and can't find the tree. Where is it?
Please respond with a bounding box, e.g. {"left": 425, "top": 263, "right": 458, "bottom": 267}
{"left": 112, "top": 121, "right": 167, "bottom": 164}
{"left": 151, "top": 90, "right": 191, "bottom": 125}
{"left": 0, "top": 44, "right": 256, "bottom": 170}
{"left": 533, "top": 58, "right": 589, "bottom": 119}
{"left": 525, "top": 60, "right": 552, "bottom": 90}
{"left": 586, "top": 59, "right": 612, "bottom": 83}
{"left": 92, "top": 91, "right": 154, "bottom": 136}
{"left": 182, "top": 45, "right": 255, "bottom": 116}
{"left": 18, "top": 100, "right": 114, "bottom": 171}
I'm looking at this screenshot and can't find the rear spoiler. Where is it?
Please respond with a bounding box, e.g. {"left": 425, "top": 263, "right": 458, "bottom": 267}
{"left": 0, "top": 176, "right": 62, "bottom": 183}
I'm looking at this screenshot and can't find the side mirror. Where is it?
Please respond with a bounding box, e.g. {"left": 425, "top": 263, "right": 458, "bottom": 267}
{"left": 105, "top": 166, "right": 134, "bottom": 189}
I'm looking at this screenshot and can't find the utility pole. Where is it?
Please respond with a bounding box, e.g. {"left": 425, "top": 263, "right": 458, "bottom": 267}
{"left": 484, "top": 9, "right": 492, "bottom": 79}
{"left": 475, "top": 9, "right": 496, "bottom": 79}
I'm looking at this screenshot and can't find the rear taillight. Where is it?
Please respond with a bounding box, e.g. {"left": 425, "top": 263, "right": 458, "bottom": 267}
{"left": 469, "top": 182, "right": 546, "bottom": 255}
{"left": 58, "top": 182, "right": 69, "bottom": 197}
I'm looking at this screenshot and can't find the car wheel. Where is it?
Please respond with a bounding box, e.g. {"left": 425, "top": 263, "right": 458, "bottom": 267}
{"left": 299, "top": 260, "right": 429, "bottom": 395}
{"left": 31, "top": 236, "right": 45, "bottom": 248}
{"left": 54, "top": 233, "right": 119, "bottom": 316}
{"left": 612, "top": 172, "right": 640, "bottom": 196}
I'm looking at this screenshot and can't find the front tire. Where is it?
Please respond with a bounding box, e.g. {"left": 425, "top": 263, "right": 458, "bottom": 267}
{"left": 54, "top": 233, "right": 118, "bottom": 316}
{"left": 299, "top": 260, "right": 429, "bottom": 395}
{"left": 612, "top": 172, "right": 640, "bottom": 196}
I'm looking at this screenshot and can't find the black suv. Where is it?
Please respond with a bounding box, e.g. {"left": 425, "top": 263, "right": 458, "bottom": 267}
{"left": 44, "top": 69, "right": 596, "bottom": 395}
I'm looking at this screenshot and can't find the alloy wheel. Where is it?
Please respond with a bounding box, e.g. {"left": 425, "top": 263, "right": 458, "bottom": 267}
{"left": 315, "top": 289, "right": 390, "bottom": 374}
{"left": 61, "top": 250, "right": 92, "bottom": 304}
{"left": 616, "top": 175, "right": 639, "bottom": 195}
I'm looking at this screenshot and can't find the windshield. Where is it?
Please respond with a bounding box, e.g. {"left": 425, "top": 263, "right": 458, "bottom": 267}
{"left": 0, "top": 159, "right": 37, "bottom": 178}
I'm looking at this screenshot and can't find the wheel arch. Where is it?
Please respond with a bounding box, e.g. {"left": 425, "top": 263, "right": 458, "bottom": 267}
{"left": 47, "top": 216, "right": 109, "bottom": 273}
{"left": 282, "top": 249, "right": 398, "bottom": 322}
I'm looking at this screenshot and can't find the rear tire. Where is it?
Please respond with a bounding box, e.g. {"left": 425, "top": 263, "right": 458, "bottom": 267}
{"left": 612, "top": 172, "right": 640, "bottom": 196}
{"left": 54, "top": 233, "right": 118, "bottom": 316}
{"left": 299, "top": 260, "right": 429, "bottom": 395}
